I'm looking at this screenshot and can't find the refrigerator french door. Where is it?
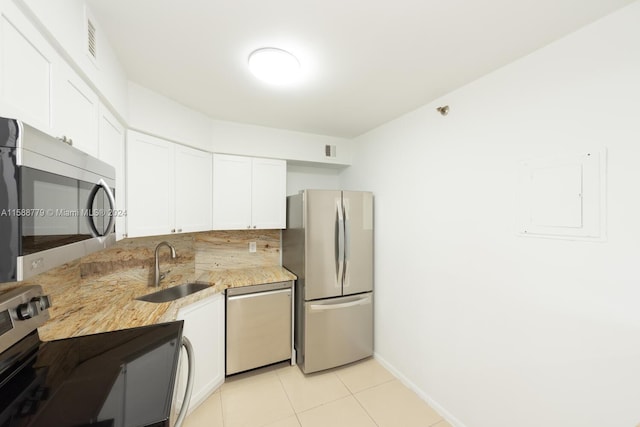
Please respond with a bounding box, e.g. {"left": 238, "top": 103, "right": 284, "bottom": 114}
{"left": 283, "top": 190, "right": 373, "bottom": 373}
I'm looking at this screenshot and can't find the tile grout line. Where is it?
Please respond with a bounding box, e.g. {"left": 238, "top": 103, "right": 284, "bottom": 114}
{"left": 274, "top": 365, "right": 304, "bottom": 426}
{"left": 219, "top": 386, "right": 227, "bottom": 427}
{"left": 333, "top": 369, "right": 381, "bottom": 427}
{"left": 354, "top": 378, "right": 446, "bottom": 427}
{"left": 279, "top": 367, "right": 356, "bottom": 416}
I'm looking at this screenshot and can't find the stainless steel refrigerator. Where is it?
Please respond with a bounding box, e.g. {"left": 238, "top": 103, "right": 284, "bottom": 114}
{"left": 283, "top": 190, "right": 373, "bottom": 373}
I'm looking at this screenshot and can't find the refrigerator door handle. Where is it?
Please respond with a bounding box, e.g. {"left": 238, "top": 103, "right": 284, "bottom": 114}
{"left": 343, "top": 198, "right": 351, "bottom": 288}
{"left": 336, "top": 199, "right": 345, "bottom": 286}
{"left": 309, "top": 294, "right": 372, "bottom": 311}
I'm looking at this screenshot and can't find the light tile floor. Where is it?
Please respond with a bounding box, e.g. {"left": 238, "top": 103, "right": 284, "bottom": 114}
{"left": 183, "top": 358, "right": 453, "bottom": 427}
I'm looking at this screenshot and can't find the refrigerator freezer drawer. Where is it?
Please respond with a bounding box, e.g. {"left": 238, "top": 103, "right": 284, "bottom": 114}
{"left": 226, "top": 286, "right": 292, "bottom": 375}
{"left": 301, "top": 293, "right": 373, "bottom": 373}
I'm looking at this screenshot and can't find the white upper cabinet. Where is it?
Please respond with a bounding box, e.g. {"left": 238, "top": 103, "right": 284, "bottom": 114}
{"left": 52, "top": 61, "right": 99, "bottom": 157}
{"left": 0, "top": 1, "right": 100, "bottom": 158}
{"left": 127, "top": 131, "right": 174, "bottom": 237}
{"left": 127, "top": 131, "right": 212, "bottom": 238}
{"left": 174, "top": 144, "right": 213, "bottom": 233}
{"left": 212, "top": 154, "right": 252, "bottom": 230}
{"left": 212, "top": 154, "right": 286, "bottom": 230}
{"left": 98, "top": 104, "right": 126, "bottom": 240}
{"left": 251, "top": 157, "right": 287, "bottom": 229}
{"left": 0, "top": 0, "right": 55, "bottom": 130}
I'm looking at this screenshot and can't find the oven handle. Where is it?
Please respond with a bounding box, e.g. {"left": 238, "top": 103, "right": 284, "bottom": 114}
{"left": 174, "top": 336, "right": 195, "bottom": 427}
{"left": 86, "top": 178, "right": 116, "bottom": 238}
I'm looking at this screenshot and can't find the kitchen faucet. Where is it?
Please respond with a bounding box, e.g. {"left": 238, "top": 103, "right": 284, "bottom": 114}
{"left": 154, "top": 241, "right": 177, "bottom": 287}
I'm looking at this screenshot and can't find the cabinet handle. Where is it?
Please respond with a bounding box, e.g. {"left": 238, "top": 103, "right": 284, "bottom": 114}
{"left": 247, "top": 225, "right": 251, "bottom": 229}
{"left": 178, "top": 228, "right": 183, "bottom": 232}
{"left": 171, "top": 229, "right": 176, "bottom": 233}
{"left": 253, "top": 225, "right": 256, "bottom": 229}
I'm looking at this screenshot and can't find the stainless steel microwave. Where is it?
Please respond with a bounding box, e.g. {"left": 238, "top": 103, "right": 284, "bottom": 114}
{"left": 0, "top": 117, "right": 116, "bottom": 282}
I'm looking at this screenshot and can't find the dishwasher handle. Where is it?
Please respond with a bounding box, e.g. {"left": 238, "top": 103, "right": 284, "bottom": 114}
{"left": 174, "top": 336, "right": 195, "bottom": 427}
{"left": 227, "top": 288, "right": 291, "bottom": 301}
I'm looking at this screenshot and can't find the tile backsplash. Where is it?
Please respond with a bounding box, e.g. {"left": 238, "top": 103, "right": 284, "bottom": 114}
{"left": 195, "top": 229, "right": 281, "bottom": 272}
{"left": 0, "top": 230, "right": 282, "bottom": 292}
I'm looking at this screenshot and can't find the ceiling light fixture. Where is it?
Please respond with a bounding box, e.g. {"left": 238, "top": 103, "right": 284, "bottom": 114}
{"left": 248, "top": 47, "right": 301, "bottom": 86}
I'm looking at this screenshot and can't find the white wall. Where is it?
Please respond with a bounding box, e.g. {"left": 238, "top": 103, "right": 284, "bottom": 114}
{"left": 128, "top": 82, "right": 354, "bottom": 165}
{"left": 211, "top": 119, "right": 353, "bottom": 166}
{"left": 128, "top": 82, "right": 213, "bottom": 152}
{"left": 341, "top": 3, "right": 640, "bottom": 427}
{"left": 286, "top": 164, "right": 343, "bottom": 196}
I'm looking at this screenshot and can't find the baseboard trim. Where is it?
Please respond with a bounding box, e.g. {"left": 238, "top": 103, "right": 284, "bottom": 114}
{"left": 373, "top": 352, "right": 468, "bottom": 427}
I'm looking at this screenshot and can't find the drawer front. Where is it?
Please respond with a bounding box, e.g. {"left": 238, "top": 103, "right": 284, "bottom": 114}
{"left": 302, "top": 293, "right": 373, "bottom": 373}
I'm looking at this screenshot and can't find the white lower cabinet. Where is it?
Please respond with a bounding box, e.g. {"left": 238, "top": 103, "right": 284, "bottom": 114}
{"left": 174, "top": 293, "right": 225, "bottom": 413}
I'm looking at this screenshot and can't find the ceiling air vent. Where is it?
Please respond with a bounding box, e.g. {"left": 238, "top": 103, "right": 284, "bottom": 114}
{"left": 87, "top": 18, "right": 97, "bottom": 59}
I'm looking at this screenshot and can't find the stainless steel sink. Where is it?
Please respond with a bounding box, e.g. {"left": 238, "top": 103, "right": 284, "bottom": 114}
{"left": 136, "top": 283, "right": 211, "bottom": 303}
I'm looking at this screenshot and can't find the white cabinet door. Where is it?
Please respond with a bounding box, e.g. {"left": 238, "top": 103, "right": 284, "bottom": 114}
{"left": 0, "top": 0, "right": 55, "bottom": 131}
{"left": 98, "top": 105, "right": 126, "bottom": 240}
{"left": 175, "top": 145, "right": 212, "bottom": 233}
{"left": 252, "top": 157, "right": 286, "bottom": 229}
{"left": 127, "top": 131, "right": 213, "bottom": 237}
{"left": 175, "top": 293, "right": 225, "bottom": 412}
{"left": 52, "top": 62, "right": 99, "bottom": 157}
{"left": 212, "top": 154, "right": 252, "bottom": 230}
{"left": 212, "top": 154, "right": 286, "bottom": 230}
{"left": 0, "top": 2, "right": 100, "bottom": 158}
{"left": 126, "top": 131, "right": 174, "bottom": 237}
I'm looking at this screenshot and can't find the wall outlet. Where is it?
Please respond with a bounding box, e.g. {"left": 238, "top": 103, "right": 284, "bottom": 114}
{"left": 249, "top": 242, "right": 257, "bottom": 253}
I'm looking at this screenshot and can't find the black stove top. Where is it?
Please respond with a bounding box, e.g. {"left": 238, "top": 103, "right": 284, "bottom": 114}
{"left": 0, "top": 321, "right": 184, "bottom": 427}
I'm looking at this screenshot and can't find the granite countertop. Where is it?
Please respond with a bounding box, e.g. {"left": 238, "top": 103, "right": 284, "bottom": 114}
{"left": 37, "top": 266, "right": 296, "bottom": 341}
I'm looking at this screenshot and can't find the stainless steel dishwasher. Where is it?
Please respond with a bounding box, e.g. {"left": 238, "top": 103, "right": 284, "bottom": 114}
{"left": 226, "top": 281, "right": 293, "bottom": 375}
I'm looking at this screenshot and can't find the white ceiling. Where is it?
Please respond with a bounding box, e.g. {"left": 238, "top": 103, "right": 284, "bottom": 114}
{"left": 87, "top": 0, "right": 633, "bottom": 138}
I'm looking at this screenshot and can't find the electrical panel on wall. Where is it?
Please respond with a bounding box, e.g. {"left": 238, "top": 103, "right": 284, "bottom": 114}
{"left": 518, "top": 148, "right": 606, "bottom": 241}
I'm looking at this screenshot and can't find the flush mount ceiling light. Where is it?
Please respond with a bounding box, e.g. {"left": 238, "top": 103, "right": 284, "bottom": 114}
{"left": 248, "top": 47, "right": 301, "bottom": 86}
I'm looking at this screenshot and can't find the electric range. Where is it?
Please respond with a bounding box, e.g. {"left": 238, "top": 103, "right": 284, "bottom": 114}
{"left": 0, "top": 285, "right": 190, "bottom": 427}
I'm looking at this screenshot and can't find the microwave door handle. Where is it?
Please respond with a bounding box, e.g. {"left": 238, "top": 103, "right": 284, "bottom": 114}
{"left": 101, "top": 180, "right": 116, "bottom": 235}
{"left": 86, "top": 179, "right": 116, "bottom": 237}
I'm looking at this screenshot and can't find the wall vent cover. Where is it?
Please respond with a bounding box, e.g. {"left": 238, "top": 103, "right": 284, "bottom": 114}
{"left": 87, "top": 19, "right": 97, "bottom": 59}
{"left": 325, "top": 145, "right": 336, "bottom": 158}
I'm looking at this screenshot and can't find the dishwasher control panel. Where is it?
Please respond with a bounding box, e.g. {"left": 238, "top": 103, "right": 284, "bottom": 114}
{"left": 225, "top": 281, "right": 292, "bottom": 297}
